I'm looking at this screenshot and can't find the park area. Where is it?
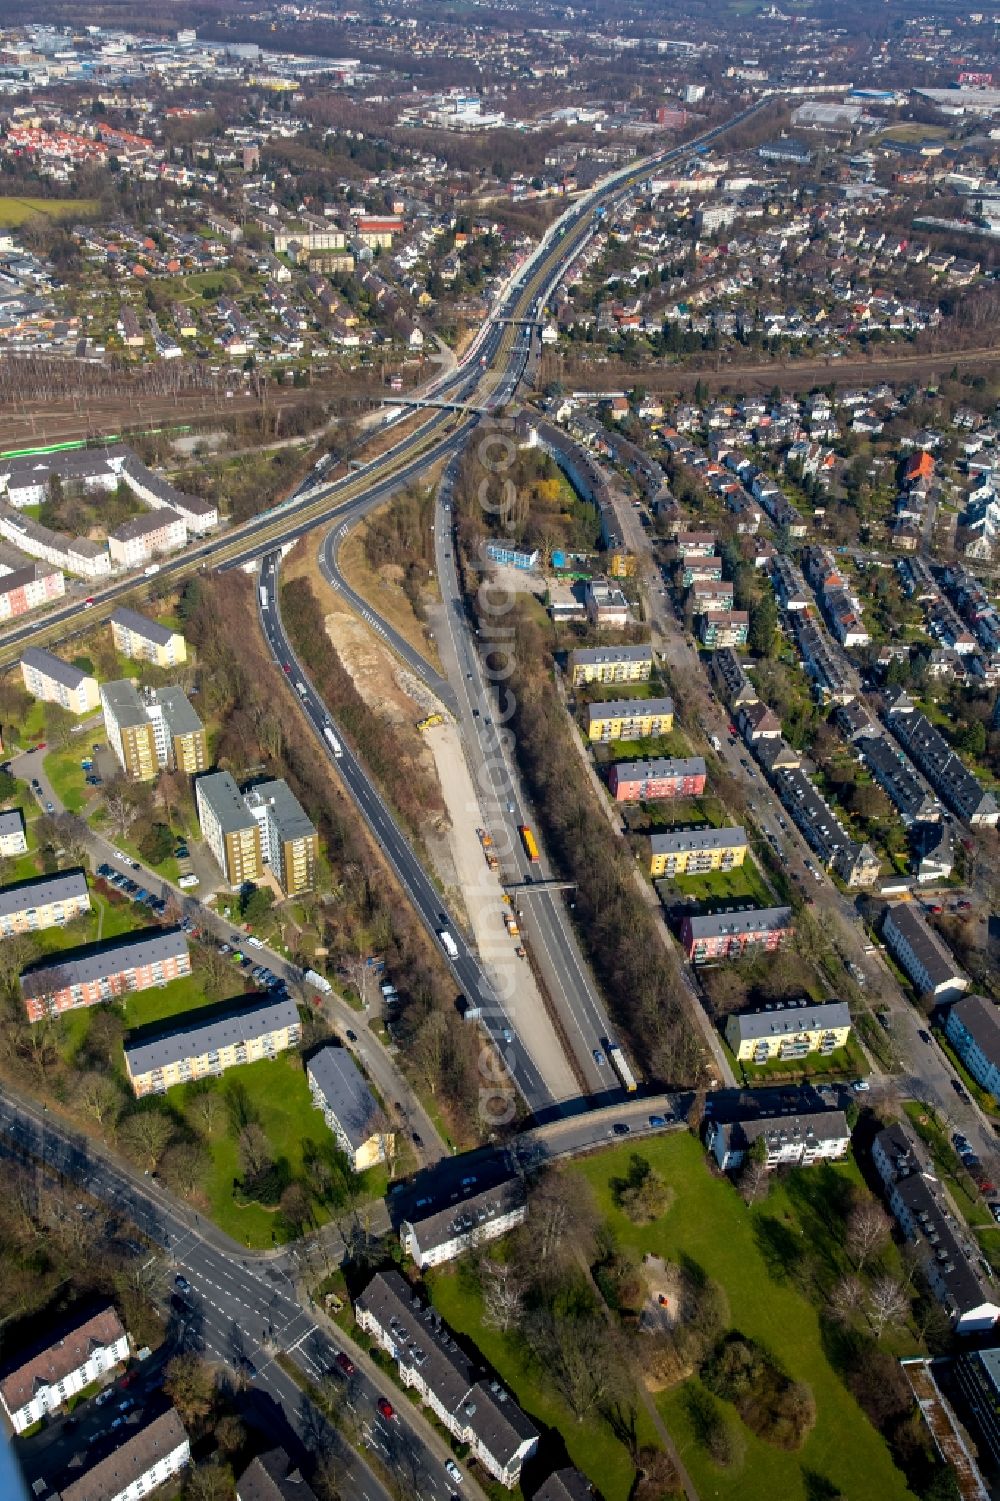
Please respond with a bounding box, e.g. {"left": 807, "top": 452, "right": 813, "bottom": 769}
{"left": 0, "top": 196, "right": 98, "bottom": 226}
{"left": 428, "top": 1132, "right": 917, "bottom": 1501}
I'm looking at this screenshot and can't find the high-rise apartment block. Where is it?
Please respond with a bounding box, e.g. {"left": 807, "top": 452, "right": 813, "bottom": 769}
{"left": 101, "top": 680, "right": 206, "bottom": 780}
{"left": 244, "top": 779, "right": 319, "bottom": 897}
{"left": 195, "top": 771, "right": 264, "bottom": 887}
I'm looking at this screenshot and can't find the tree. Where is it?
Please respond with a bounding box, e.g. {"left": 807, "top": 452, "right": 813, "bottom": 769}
{"left": 139, "top": 821, "right": 174, "bottom": 865}
{"left": 43, "top": 702, "right": 77, "bottom": 751}
{"left": 240, "top": 885, "right": 275, "bottom": 925}
{"left": 279, "top": 1181, "right": 312, "bottom": 1236}
{"left": 164, "top": 1352, "right": 215, "bottom": 1427}
{"left": 237, "top": 1122, "right": 273, "bottom": 1180}
{"left": 120, "top": 1109, "right": 174, "bottom": 1171}
{"left": 827, "top": 1274, "right": 865, "bottom": 1326}
{"left": 481, "top": 1259, "right": 525, "bottom": 1334}
{"left": 749, "top": 593, "right": 777, "bottom": 658}
{"left": 184, "top": 1463, "right": 234, "bottom": 1501}
{"left": 75, "top": 1071, "right": 125, "bottom": 1128}
{"left": 845, "top": 1196, "right": 891, "bottom": 1272}
{"left": 740, "top": 1143, "right": 770, "bottom": 1205}
{"left": 104, "top": 777, "right": 141, "bottom": 840}
{"left": 213, "top": 1414, "right": 246, "bottom": 1456}
{"left": 0, "top": 768, "right": 17, "bottom": 801}
{"left": 865, "top": 1274, "right": 908, "bottom": 1340}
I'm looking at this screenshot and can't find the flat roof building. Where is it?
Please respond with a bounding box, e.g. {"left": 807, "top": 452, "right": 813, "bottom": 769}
{"left": 245, "top": 779, "right": 318, "bottom": 896}
{"left": 101, "top": 679, "right": 157, "bottom": 781}
{"left": 196, "top": 771, "right": 263, "bottom": 887}
{"left": 307, "top": 1044, "right": 390, "bottom": 1172}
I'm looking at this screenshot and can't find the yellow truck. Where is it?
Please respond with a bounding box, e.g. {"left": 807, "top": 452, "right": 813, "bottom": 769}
{"left": 416, "top": 713, "right": 444, "bottom": 731}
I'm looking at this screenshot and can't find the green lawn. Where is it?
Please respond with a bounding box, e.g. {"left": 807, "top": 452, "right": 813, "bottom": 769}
{"left": 593, "top": 727, "right": 693, "bottom": 763}
{"left": 573, "top": 1136, "right": 915, "bottom": 1501}
{"left": 735, "top": 1034, "right": 869, "bottom": 1083}
{"left": 120, "top": 969, "right": 242, "bottom": 1031}
{"left": 428, "top": 1269, "right": 663, "bottom": 1501}
{"left": 669, "top": 857, "right": 773, "bottom": 907}
{"left": 0, "top": 196, "right": 99, "bottom": 227}
{"left": 43, "top": 747, "right": 90, "bottom": 814}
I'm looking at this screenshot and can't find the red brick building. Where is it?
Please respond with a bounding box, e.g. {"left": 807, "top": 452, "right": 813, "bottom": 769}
{"left": 609, "top": 756, "right": 707, "bottom": 803}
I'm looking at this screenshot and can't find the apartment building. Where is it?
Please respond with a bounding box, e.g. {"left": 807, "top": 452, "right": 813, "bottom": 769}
{"left": 569, "top": 644, "right": 653, "bottom": 686}
{"left": 707, "top": 1109, "right": 850, "bottom": 1173}
{"left": 0, "top": 560, "right": 64, "bottom": 621}
{"left": 107, "top": 508, "right": 187, "bottom": 570}
{"left": 124, "top": 994, "right": 301, "bottom": 1097}
{"left": 873, "top": 1121, "right": 1000, "bottom": 1335}
{"left": 101, "top": 679, "right": 158, "bottom": 780}
{"left": 145, "top": 686, "right": 208, "bottom": 775}
{"left": 397, "top": 1171, "right": 527, "bottom": 1270}
{"left": 244, "top": 779, "right": 318, "bottom": 896}
{"left": 725, "top": 998, "right": 852, "bottom": 1064}
{"left": 680, "top": 905, "right": 793, "bottom": 963}
{"left": 586, "top": 695, "right": 674, "bottom": 742}
{"left": 196, "top": 771, "right": 263, "bottom": 886}
{"left": 585, "top": 578, "right": 629, "bottom": 628}
{"left": 307, "top": 1045, "right": 390, "bottom": 1171}
{"left": 882, "top": 902, "right": 970, "bottom": 1002}
{"left": 945, "top": 995, "right": 1000, "bottom": 1098}
{"left": 0, "top": 869, "right": 90, "bottom": 938}
{"left": 675, "top": 530, "right": 717, "bottom": 557}
{"left": 120, "top": 456, "right": 219, "bottom": 535}
{"left": 711, "top": 647, "right": 759, "bottom": 709}
{"left": 649, "top": 825, "right": 748, "bottom": 878}
{"left": 0, "top": 1305, "right": 128, "bottom": 1434}
{"left": 356, "top": 1271, "right": 539, "bottom": 1487}
{"left": 110, "top": 606, "right": 187, "bottom": 667}
{"left": 608, "top": 756, "right": 706, "bottom": 802}
{"left": 59, "top": 1409, "right": 190, "bottom": 1501}
{"left": 20, "top": 927, "right": 191, "bottom": 1023}
{"left": 678, "top": 555, "right": 723, "bottom": 587}
{"left": 21, "top": 646, "right": 100, "bottom": 714}
{"left": 237, "top": 1450, "right": 319, "bottom": 1501}
{"left": 698, "top": 610, "right": 749, "bottom": 649}
{"left": 772, "top": 765, "right": 881, "bottom": 888}
{"left": 534, "top": 1470, "right": 595, "bottom": 1501}
{"left": 955, "top": 1349, "right": 1000, "bottom": 1470}
{"left": 690, "top": 578, "right": 735, "bottom": 612}
{"left": 855, "top": 734, "right": 940, "bottom": 825}
{"left": 0, "top": 808, "right": 27, "bottom": 857}
{"left": 0, "top": 506, "right": 111, "bottom": 580}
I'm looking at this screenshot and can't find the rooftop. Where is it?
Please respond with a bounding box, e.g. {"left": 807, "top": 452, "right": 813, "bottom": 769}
{"left": 110, "top": 605, "right": 176, "bottom": 647}
{"left": 196, "top": 770, "right": 256, "bottom": 836}
{"left": 124, "top": 994, "right": 299, "bottom": 1076}
{"left": 0, "top": 1305, "right": 124, "bottom": 1414}
{"left": 21, "top": 646, "right": 91, "bottom": 691}
{"left": 307, "top": 1045, "right": 380, "bottom": 1149}
{"left": 245, "top": 778, "right": 316, "bottom": 845}
{"left": 20, "top": 927, "right": 188, "bottom": 1001}
{"left": 59, "top": 1409, "right": 188, "bottom": 1501}
{"left": 650, "top": 825, "right": 748, "bottom": 856}
{"left": 0, "top": 868, "right": 88, "bottom": 922}
{"left": 728, "top": 998, "right": 851, "bottom": 1043}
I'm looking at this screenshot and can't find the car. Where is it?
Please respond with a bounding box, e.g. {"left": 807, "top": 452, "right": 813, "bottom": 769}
{"left": 740, "top": 758, "right": 750, "bottom": 770}
{"left": 445, "top": 1460, "right": 463, "bottom": 1484}
{"left": 84, "top": 597, "right": 95, "bottom": 607}
{"left": 45, "top": 801, "right": 54, "bottom": 813}
{"left": 95, "top": 1389, "right": 115, "bottom": 1406}
{"left": 612, "top": 1123, "right": 631, "bottom": 1136}
{"left": 851, "top": 1079, "right": 870, "bottom": 1093}
{"left": 593, "top": 1048, "right": 606, "bottom": 1067}
{"left": 377, "top": 1397, "right": 396, "bottom": 1420}
{"left": 219, "top": 944, "right": 230, "bottom": 955}
{"left": 118, "top": 1398, "right": 134, "bottom": 1412}
{"left": 283, "top": 664, "right": 291, "bottom": 674}
{"left": 648, "top": 1114, "right": 666, "bottom": 1128}
{"left": 111, "top": 1416, "right": 125, "bottom": 1430}
{"left": 135, "top": 888, "right": 148, "bottom": 901}
{"left": 953, "top": 1080, "right": 970, "bottom": 1101}
{"left": 334, "top": 1351, "right": 355, "bottom": 1377}
{"left": 728, "top": 723, "right": 737, "bottom": 735}
{"left": 957, "top": 899, "right": 972, "bottom": 911}
{"left": 411, "top": 1131, "right": 423, "bottom": 1146}
{"left": 175, "top": 1274, "right": 191, "bottom": 1293}
{"left": 98, "top": 863, "right": 112, "bottom": 877}
{"left": 345, "top": 1029, "right": 357, "bottom": 1043}
{"left": 979, "top": 1179, "right": 996, "bottom": 1195}
{"left": 953, "top": 1133, "right": 970, "bottom": 1149}
{"left": 990, "top": 1204, "right": 1000, "bottom": 1225}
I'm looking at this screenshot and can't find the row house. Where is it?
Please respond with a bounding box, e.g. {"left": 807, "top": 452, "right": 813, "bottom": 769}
{"left": 773, "top": 765, "right": 880, "bottom": 888}
{"left": 854, "top": 734, "right": 939, "bottom": 825}
{"left": 355, "top": 1272, "right": 538, "bottom": 1488}
{"left": 20, "top": 927, "right": 191, "bottom": 1024}
{"left": 0, "top": 560, "right": 64, "bottom": 621}
{"left": 108, "top": 508, "right": 187, "bottom": 570}
{"left": 711, "top": 648, "right": 759, "bottom": 709}
{"left": 873, "top": 1122, "right": 1000, "bottom": 1336}
{"left": 769, "top": 555, "right": 810, "bottom": 612}
{"left": 60, "top": 1409, "right": 190, "bottom": 1501}
{"left": 791, "top": 616, "right": 856, "bottom": 704}
{"left": 885, "top": 692, "right": 998, "bottom": 826}
{"left": 680, "top": 905, "right": 793, "bottom": 963}
{"left": 608, "top": 756, "right": 706, "bottom": 802}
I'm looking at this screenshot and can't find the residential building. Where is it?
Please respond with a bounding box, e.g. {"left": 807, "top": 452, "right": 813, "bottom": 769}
{"left": 0, "top": 560, "right": 64, "bottom": 621}
{"left": 738, "top": 701, "right": 782, "bottom": 742}
{"left": 0, "top": 1305, "right": 128, "bottom": 1434}
{"left": 608, "top": 756, "right": 706, "bottom": 802}
{"left": 772, "top": 766, "right": 880, "bottom": 887}
{"left": 20, "top": 646, "right": 99, "bottom": 714}
{"left": 586, "top": 696, "right": 674, "bottom": 742}
{"left": 698, "top": 610, "right": 749, "bottom": 649}
{"left": 59, "top": 1408, "right": 190, "bottom": 1501}
{"left": 584, "top": 578, "right": 629, "bottom": 628}
{"left": 101, "top": 679, "right": 158, "bottom": 780}
{"left": 675, "top": 531, "right": 717, "bottom": 557}
{"left": 20, "top": 927, "right": 191, "bottom": 1023}
{"left": 882, "top": 902, "right": 970, "bottom": 1001}
{"left": 107, "top": 508, "right": 186, "bottom": 570}
{"left": 568, "top": 644, "right": 653, "bottom": 686}
{"left": 711, "top": 648, "right": 759, "bottom": 709}
{"left": 649, "top": 825, "right": 748, "bottom": 878}
{"left": 237, "top": 1450, "right": 319, "bottom": 1501}
{"left": 690, "top": 578, "right": 735, "bottom": 612}
{"left": 484, "top": 540, "right": 539, "bottom": 570}
{"left": 196, "top": 771, "right": 264, "bottom": 886}
{"left": 244, "top": 779, "right": 318, "bottom": 897}
{"left": 855, "top": 735, "right": 939, "bottom": 825}
{"left": 706, "top": 1110, "right": 850, "bottom": 1172}
{"left": 955, "top": 1348, "right": 1000, "bottom": 1469}
{"left": 678, "top": 555, "right": 723, "bottom": 587}
{"left": 110, "top": 606, "right": 187, "bottom": 667}
{"left": 873, "top": 1122, "right": 1000, "bottom": 1335}
{"left": 680, "top": 906, "right": 792, "bottom": 963}
{"left": 0, "top": 869, "right": 90, "bottom": 938}
{"left": 886, "top": 697, "right": 998, "bottom": 826}
{"left": 0, "top": 506, "right": 110, "bottom": 580}
{"left": 792, "top": 616, "right": 855, "bottom": 704}
{"left": 124, "top": 994, "right": 301, "bottom": 1097}
{"left": 725, "top": 999, "right": 852, "bottom": 1063}
{"left": 356, "top": 1271, "right": 539, "bottom": 1487}
{"left": 307, "top": 1045, "right": 390, "bottom": 1171}
{"left": 532, "top": 1470, "right": 595, "bottom": 1501}
{"left": 0, "top": 808, "right": 27, "bottom": 857}
{"left": 945, "top": 995, "right": 1000, "bottom": 1098}
{"left": 397, "top": 1169, "right": 527, "bottom": 1269}
{"left": 145, "top": 686, "right": 207, "bottom": 775}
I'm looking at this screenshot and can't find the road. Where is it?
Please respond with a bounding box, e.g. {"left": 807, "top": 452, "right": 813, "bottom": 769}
{"left": 0, "top": 1088, "right": 479, "bottom": 1501}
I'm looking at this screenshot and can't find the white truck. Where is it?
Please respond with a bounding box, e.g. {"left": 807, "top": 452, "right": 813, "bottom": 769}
{"left": 438, "top": 929, "right": 459, "bottom": 960}
{"left": 709, "top": 734, "right": 721, "bottom": 752}
{"left": 323, "top": 725, "right": 343, "bottom": 758}
{"left": 606, "top": 1042, "right": 637, "bottom": 1093}
{"left": 295, "top": 680, "right": 307, "bottom": 698}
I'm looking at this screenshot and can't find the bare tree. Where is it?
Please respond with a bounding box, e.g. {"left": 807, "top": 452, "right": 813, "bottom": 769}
{"left": 827, "top": 1274, "right": 865, "bottom": 1326}
{"left": 481, "top": 1258, "right": 526, "bottom": 1334}
{"left": 104, "top": 778, "right": 141, "bottom": 840}
{"left": 237, "top": 1122, "right": 273, "bottom": 1179}
{"left": 74, "top": 1071, "right": 124, "bottom": 1129}
{"left": 739, "top": 1156, "right": 770, "bottom": 1207}
{"left": 845, "top": 1197, "right": 891, "bottom": 1272}
{"left": 120, "top": 1109, "right": 174, "bottom": 1171}
{"left": 865, "top": 1275, "right": 909, "bottom": 1340}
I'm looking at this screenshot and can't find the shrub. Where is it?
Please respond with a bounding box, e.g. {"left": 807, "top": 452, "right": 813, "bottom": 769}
{"left": 702, "top": 1332, "right": 816, "bottom": 1450}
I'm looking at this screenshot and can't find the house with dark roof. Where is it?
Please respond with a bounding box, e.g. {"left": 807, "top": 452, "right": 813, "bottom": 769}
{"left": 706, "top": 1109, "right": 850, "bottom": 1172}
{"left": 58, "top": 1408, "right": 190, "bottom": 1501}
{"left": 237, "top": 1448, "right": 318, "bottom": 1501}
{"left": 882, "top": 903, "right": 969, "bottom": 1002}
{"left": 680, "top": 906, "right": 792, "bottom": 962}
{"left": 0, "top": 1305, "right": 128, "bottom": 1434}
{"left": 355, "top": 1271, "right": 539, "bottom": 1487}
{"left": 532, "top": 1468, "right": 595, "bottom": 1501}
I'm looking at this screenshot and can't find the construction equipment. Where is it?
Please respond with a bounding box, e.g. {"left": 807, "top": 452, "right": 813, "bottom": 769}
{"left": 416, "top": 713, "right": 444, "bottom": 731}
{"left": 504, "top": 912, "right": 520, "bottom": 937}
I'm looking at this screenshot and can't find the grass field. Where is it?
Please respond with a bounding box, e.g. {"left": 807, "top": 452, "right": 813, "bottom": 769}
{"left": 0, "top": 196, "right": 99, "bottom": 227}
{"left": 43, "top": 747, "right": 91, "bottom": 814}
{"left": 669, "top": 856, "right": 773, "bottom": 906}
{"left": 735, "top": 1034, "right": 869, "bottom": 1083}
{"left": 432, "top": 1134, "right": 915, "bottom": 1501}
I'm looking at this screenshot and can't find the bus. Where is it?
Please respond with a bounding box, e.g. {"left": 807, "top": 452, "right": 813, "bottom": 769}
{"left": 519, "top": 825, "right": 540, "bottom": 862}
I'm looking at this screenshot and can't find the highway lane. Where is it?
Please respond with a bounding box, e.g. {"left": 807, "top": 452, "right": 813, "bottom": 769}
{"left": 258, "top": 551, "right": 557, "bottom": 1118}
{"left": 0, "top": 1092, "right": 464, "bottom": 1501}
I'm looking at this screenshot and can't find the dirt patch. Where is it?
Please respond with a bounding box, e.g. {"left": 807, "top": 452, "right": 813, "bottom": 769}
{"left": 639, "top": 1255, "right": 684, "bottom": 1336}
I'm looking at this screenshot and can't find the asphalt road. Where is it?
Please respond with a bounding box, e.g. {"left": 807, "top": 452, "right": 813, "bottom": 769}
{"left": 0, "top": 1090, "right": 470, "bottom": 1501}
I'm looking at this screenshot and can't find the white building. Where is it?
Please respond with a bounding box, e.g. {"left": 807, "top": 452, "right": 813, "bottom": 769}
{"left": 21, "top": 646, "right": 100, "bottom": 714}
{"left": 60, "top": 1409, "right": 190, "bottom": 1501}
{"left": 0, "top": 1305, "right": 128, "bottom": 1433}
{"left": 0, "top": 808, "right": 27, "bottom": 857}
{"left": 108, "top": 508, "right": 187, "bottom": 570}
{"left": 399, "top": 1174, "right": 527, "bottom": 1269}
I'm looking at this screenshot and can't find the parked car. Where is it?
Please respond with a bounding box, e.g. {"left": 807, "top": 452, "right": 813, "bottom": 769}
{"left": 445, "top": 1460, "right": 463, "bottom": 1485}
{"left": 612, "top": 1123, "right": 631, "bottom": 1137}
